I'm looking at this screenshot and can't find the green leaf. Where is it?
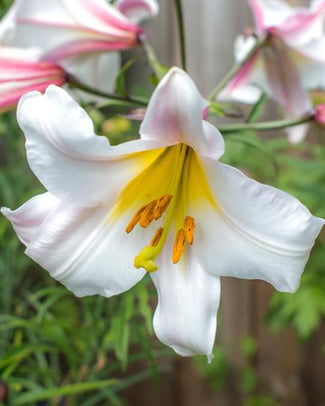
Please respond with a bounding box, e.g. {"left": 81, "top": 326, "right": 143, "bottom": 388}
{"left": 226, "top": 132, "right": 278, "bottom": 174}
{"left": 115, "top": 58, "right": 137, "bottom": 98}
{"left": 14, "top": 379, "right": 118, "bottom": 405}
{"left": 0, "top": 315, "right": 30, "bottom": 332}
{"left": 267, "top": 271, "right": 325, "bottom": 339}
{"left": 0, "top": 344, "right": 54, "bottom": 369}
{"left": 208, "top": 101, "right": 227, "bottom": 117}
{"left": 104, "top": 293, "right": 134, "bottom": 368}
{"left": 135, "top": 280, "right": 153, "bottom": 334}
{"left": 149, "top": 63, "right": 169, "bottom": 86}
{"left": 246, "top": 92, "right": 267, "bottom": 123}
{"left": 208, "top": 101, "right": 244, "bottom": 118}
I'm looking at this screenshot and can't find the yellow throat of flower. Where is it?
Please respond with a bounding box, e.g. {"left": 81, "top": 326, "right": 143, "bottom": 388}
{"left": 113, "top": 143, "right": 217, "bottom": 273}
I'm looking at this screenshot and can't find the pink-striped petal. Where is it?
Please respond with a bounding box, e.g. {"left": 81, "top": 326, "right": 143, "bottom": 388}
{"left": 0, "top": 46, "right": 66, "bottom": 111}
{"left": 140, "top": 67, "right": 225, "bottom": 161}
{"left": 0, "top": 78, "right": 65, "bottom": 111}
{"left": 43, "top": 39, "right": 135, "bottom": 62}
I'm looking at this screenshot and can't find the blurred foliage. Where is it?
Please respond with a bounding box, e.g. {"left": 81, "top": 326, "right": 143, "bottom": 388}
{"left": 193, "top": 347, "right": 231, "bottom": 390}
{"left": 244, "top": 396, "right": 278, "bottom": 406}
{"left": 239, "top": 337, "right": 258, "bottom": 395}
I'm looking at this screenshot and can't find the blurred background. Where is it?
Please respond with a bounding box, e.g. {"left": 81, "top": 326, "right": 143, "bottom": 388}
{"left": 1, "top": 0, "right": 325, "bottom": 405}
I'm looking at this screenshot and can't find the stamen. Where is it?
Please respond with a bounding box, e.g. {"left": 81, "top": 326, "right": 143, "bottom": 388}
{"left": 172, "top": 229, "right": 186, "bottom": 264}
{"left": 139, "top": 200, "right": 157, "bottom": 228}
{"left": 125, "top": 206, "right": 146, "bottom": 233}
{"left": 126, "top": 195, "right": 172, "bottom": 236}
{"left": 153, "top": 195, "right": 173, "bottom": 220}
{"left": 150, "top": 228, "right": 164, "bottom": 247}
{"left": 184, "top": 216, "right": 195, "bottom": 245}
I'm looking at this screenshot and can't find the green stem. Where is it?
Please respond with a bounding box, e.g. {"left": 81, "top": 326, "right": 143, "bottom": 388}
{"left": 218, "top": 113, "right": 314, "bottom": 134}
{"left": 66, "top": 74, "right": 147, "bottom": 107}
{"left": 208, "top": 37, "right": 266, "bottom": 101}
{"left": 173, "top": 0, "right": 186, "bottom": 70}
{"left": 139, "top": 35, "right": 166, "bottom": 81}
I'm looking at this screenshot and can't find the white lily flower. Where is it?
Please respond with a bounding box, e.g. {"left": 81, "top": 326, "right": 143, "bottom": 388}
{"left": 2, "top": 68, "right": 324, "bottom": 359}
{"left": 219, "top": 0, "right": 325, "bottom": 143}
{"left": 0, "top": 0, "right": 159, "bottom": 93}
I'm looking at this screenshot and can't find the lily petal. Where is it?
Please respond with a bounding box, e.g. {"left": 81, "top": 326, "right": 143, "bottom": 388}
{"left": 249, "top": 0, "right": 295, "bottom": 33}
{"left": 0, "top": 0, "right": 138, "bottom": 59}
{"left": 195, "top": 160, "right": 324, "bottom": 293}
{"left": 151, "top": 239, "right": 220, "bottom": 360}
{"left": 17, "top": 85, "right": 161, "bottom": 207}
{"left": 295, "top": 36, "right": 325, "bottom": 89}
{"left": 263, "top": 42, "right": 310, "bottom": 114}
{"left": 4, "top": 195, "right": 147, "bottom": 297}
{"left": 1, "top": 192, "right": 59, "bottom": 245}
{"left": 140, "top": 67, "right": 225, "bottom": 160}
{"left": 0, "top": 46, "right": 66, "bottom": 111}
{"left": 62, "top": 51, "right": 120, "bottom": 94}
{"left": 0, "top": 0, "right": 139, "bottom": 41}
{"left": 117, "top": 0, "right": 159, "bottom": 24}
{"left": 272, "top": 0, "right": 325, "bottom": 47}
{"left": 250, "top": 0, "right": 325, "bottom": 46}
{"left": 218, "top": 36, "right": 266, "bottom": 104}
{"left": 262, "top": 39, "right": 312, "bottom": 142}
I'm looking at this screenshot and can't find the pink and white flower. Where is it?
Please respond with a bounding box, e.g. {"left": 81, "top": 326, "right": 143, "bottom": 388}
{"left": 0, "top": 0, "right": 159, "bottom": 92}
{"left": 0, "top": 46, "right": 66, "bottom": 111}
{"left": 2, "top": 68, "right": 323, "bottom": 359}
{"left": 219, "top": 0, "right": 325, "bottom": 143}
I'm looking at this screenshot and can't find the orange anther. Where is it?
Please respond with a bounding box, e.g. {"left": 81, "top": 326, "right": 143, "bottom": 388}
{"left": 184, "top": 216, "right": 195, "bottom": 245}
{"left": 153, "top": 194, "right": 172, "bottom": 220}
{"left": 150, "top": 228, "right": 164, "bottom": 247}
{"left": 172, "top": 229, "right": 186, "bottom": 264}
{"left": 139, "top": 200, "right": 157, "bottom": 228}
{"left": 125, "top": 206, "right": 146, "bottom": 233}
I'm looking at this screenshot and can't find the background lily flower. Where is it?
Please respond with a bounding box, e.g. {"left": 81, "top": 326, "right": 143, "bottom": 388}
{"left": 0, "top": 0, "right": 159, "bottom": 93}
{"left": 219, "top": 0, "right": 325, "bottom": 143}
{"left": 0, "top": 46, "right": 66, "bottom": 111}
{"left": 2, "top": 68, "right": 323, "bottom": 359}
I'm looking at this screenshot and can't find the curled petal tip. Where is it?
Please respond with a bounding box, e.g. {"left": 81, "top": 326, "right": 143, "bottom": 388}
{"left": 0, "top": 207, "right": 8, "bottom": 217}
{"left": 170, "top": 66, "right": 184, "bottom": 73}
{"left": 18, "top": 90, "right": 42, "bottom": 107}
{"left": 279, "top": 276, "right": 300, "bottom": 294}
{"left": 44, "top": 84, "right": 68, "bottom": 98}
{"left": 207, "top": 353, "right": 214, "bottom": 364}
{"left": 117, "top": 0, "right": 159, "bottom": 24}
{"left": 158, "top": 67, "right": 186, "bottom": 85}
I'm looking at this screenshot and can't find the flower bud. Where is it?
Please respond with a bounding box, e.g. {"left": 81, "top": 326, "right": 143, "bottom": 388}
{"left": 315, "top": 104, "right": 325, "bottom": 126}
